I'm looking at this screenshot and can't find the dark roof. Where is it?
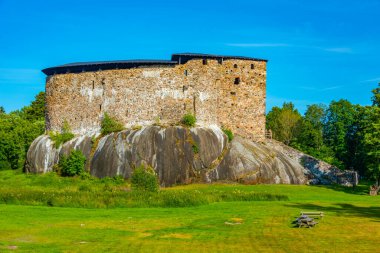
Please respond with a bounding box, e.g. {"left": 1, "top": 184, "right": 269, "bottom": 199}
{"left": 42, "top": 60, "right": 177, "bottom": 75}
{"left": 42, "top": 53, "right": 267, "bottom": 76}
{"left": 171, "top": 53, "right": 267, "bottom": 63}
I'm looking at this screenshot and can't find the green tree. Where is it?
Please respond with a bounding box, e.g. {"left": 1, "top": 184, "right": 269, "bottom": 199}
{"left": 22, "top": 92, "right": 45, "bottom": 121}
{"left": 298, "top": 104, "right": 326, "bottom": 150}
{"left": 0, "top": 113, "right": 44, "bottom": 170}
{"left": 0, "top": 106, "right": 5, "bottom": 114}
{"left": 0, "top": 92, "right": 45, "bottom": 170}
{"left": 266, "top": 102, "right": 301, "bottom": 145}
{"left": 372, "top": 83, "right": 380, "bottom": 107}
{"left": 362, "top": 106, "right": 380, "bottom": 185}
{"left": 323, "top": 99, "right": 357, "bottom": 169}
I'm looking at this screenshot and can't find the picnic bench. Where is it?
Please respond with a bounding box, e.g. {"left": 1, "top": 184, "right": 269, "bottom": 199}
{"left": 295, "top": 215, "right": 318, "bottom": 228}
{"left": 294, "top": 212, "right": 324, "bottom": 228}
{"left": 300, "top": 211, "right": 324, "bottom": 219}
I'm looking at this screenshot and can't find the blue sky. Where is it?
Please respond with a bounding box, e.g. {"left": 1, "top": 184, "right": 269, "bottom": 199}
{"left": 0, "top": 0, "right": 379, "bottom": 114}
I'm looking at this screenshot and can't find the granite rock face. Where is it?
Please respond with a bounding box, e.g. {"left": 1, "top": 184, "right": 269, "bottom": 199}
{"left": 26, "top": 135, "right": 93, "bottom": 173}
{"left": 26, "top": 126, "right": 356, "bottom": 186}
{"left": 208, "top": 136, "right": 307, "bottom": 184}
{"left": 90, "top": 126, "right": 226, "bottom": 186}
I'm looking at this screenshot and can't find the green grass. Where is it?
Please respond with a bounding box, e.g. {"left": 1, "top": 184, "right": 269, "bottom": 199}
{"left": 0, "top": 170, "right": 379, "bottom": 252}
{"left": 0, "top": 170, "right": 287, "bottom": 208}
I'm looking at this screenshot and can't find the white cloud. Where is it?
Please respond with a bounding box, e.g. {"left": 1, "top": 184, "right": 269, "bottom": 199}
{"left": 226, "top": 43, "right": 291, "bottom": 48}
{"left": 360, "top": 77, "right": 380, "bottom": 83}
{"left": 324, "top": 47, "right": 353, "bottom": 53}
{"left": 298, "top": 85, "right": 343, "bottom": 91}
{"left": 226, "top": 43, "right": 353, "bottom": 54}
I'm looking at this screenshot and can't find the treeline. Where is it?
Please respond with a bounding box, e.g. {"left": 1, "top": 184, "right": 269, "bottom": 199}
{"left": 267, "top": 84, "right": 380, "bottom": 184}
{"left": 0, "top": 92, "right": 45, "bottom": 170}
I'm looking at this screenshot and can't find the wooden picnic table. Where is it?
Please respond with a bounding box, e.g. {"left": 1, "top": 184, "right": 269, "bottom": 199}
{"left": 295, "top": 214, "right": 322, "bottom": 228}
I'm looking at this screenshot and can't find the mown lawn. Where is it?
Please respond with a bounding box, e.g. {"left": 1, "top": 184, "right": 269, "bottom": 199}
{"left": 0, "top": 170, "right": 379, "bottom": 252}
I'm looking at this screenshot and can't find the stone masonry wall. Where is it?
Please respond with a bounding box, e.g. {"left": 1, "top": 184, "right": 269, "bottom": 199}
{"left": 45, "top": 59, "right": 266, "bottom": 140}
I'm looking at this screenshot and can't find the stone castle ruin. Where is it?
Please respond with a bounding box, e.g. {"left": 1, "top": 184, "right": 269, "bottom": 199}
{"left": 42, "top": 53, "right": 267, "bottom": 141}
{"left": 26, "top": 52, "right": 357, "bottom": 186}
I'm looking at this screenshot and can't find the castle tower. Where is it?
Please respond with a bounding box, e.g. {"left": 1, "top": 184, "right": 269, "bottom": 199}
{"left": 42, "top": 53, "right": 267, "bottom": 141}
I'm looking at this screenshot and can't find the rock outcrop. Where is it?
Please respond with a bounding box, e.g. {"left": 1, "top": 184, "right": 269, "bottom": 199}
{"left": 26, "top": 126, "right": 356, "bottom": 186}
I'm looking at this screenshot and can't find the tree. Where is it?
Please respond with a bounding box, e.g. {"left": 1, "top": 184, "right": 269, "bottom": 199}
{"left": 298, "top": 104, "right": 326, "bottom": 150}
{"left": 371, "top": 83, "right": 380, "bottom": 107}
{"left": 0, "top": 106, "right": 4, "bottom": 114}
{"left": 362, "top": 106, "right": 380, "bottom": 185}
{"left": 0, "top": 91, "right": 45, "bottom": 170}
{"left": 323, "top": 99, "right": 357, "bottom": 169}
{"left": 22, "top": 92, "right": 45, "bottom": 121}
{"left": 266, "top": 102, "right": 301, "bottom": 145}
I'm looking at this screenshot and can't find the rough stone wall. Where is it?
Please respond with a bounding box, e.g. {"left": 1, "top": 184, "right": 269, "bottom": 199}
{"left": 45, "top": 59, "right": 266, "bottom": 140}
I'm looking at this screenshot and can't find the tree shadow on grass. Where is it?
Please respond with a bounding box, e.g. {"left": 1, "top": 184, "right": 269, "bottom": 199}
{"left": 286, "top": 202, "right": 380, "bottom": 222}
{"left": 308, "top": 183, "right": 372, "bottom": 196}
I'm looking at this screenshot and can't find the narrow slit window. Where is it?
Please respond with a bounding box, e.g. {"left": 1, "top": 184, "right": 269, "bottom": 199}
{"left": 251, "top": 64, "right": 255, "bottom": 69}
{"left": 99, "top": 104, "right": 102, "bottom": 111}
{"left": 184, "top": 70, "right": 188, "bottom": 76}
{"left": 234, "top": 77, "right": 240, "bottom": 85}
{"left": 202, "top": 59, "right": 207, "bottom": 65}
{"left": 218, "top": 58, "right": 223, "bottom": 64}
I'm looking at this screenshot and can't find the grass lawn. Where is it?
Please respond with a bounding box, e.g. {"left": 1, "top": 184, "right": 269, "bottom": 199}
{"left": 0, "top": 171, "right": 379, "bottom": 252}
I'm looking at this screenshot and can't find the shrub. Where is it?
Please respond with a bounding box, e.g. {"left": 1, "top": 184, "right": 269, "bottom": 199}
{"left": 131, "top": 165, "right": 159, "bottom": 192}
{"left": 222, "top": 128, "right": 234, "bottom": 142}
{"left": 192, "top": 144, "right": 199, "bottom": 154}
{"left": 49, "top": 120, "right": 75, "bottom": 148}
{"left": 101, "top": 113, "right": 124, "bottom": 135}
{"left": 181, "top": 113, "right": 196, "bottom": 127}
{"left": 59, "top": 150, "right": 86, "bottom": 177}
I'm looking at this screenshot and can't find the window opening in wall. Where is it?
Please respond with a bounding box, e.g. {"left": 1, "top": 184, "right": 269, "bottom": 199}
{"left": 184, "top": 70, "right": 188, "bottom": 76}
{"left": 218, "top": 58, "right": 223, "bottom": 64}
{"left": 92, "top": 81, "right": 95, "bottom": 89}
{"left": 234, "top": 77, "right": 240, "bottom": 85}
{"left": 193, "top": 96, "right": 196, "bottom": 115}
{"left": 230, "top": 91, "right": 236, "bottom": 95}
{"left": 234, "top": 64, "right": 238, "bottom": 68}
{"left": 251, "top": 64, "right": 255, "bottom": 69}
{"left": 99, "top": 104, "right": 102, "bottom": 111}
{"left": 202, "top": 59, "right": 207, "bottom": 65}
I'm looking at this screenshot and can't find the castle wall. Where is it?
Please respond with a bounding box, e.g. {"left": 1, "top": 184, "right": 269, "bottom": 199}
{"left": 45, "top": 59, "right": 266, "bottom": 141}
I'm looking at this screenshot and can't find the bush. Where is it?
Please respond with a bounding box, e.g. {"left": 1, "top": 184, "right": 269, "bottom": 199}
{"left": 131, "top": 165, "right": 159, "bottom": 192}
{"left": 192, "top": 144, "right": 199, "bottom": 154}
{"left": 101, "top": 113, "right": 124, "bottom": 135}
{"left": 181, "top": 113, "right": 196, "bottom": 127}
{"left": 222, "top": 128, "right": 234, "bottom": 142}
{"left": 59, "top": 150, "right": 86, "bottom": 177}
{"left": 49, "top": 120, "right": 75, "bottom": 148}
